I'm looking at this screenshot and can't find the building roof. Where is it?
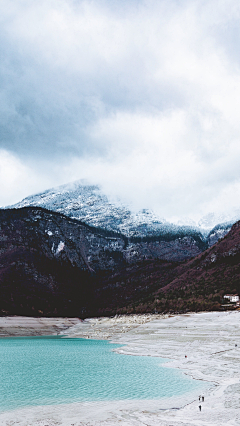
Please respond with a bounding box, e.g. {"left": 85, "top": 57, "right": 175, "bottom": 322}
{"left": 224, "top": 294, "right": 239, "bottom": 297}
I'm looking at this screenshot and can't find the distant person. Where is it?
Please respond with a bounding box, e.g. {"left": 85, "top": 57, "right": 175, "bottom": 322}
{"left": 199, "top": 405, "right": 201, "bottom": 411}
{"left": 202, "top": 396, "right": 204, "bottom": 402}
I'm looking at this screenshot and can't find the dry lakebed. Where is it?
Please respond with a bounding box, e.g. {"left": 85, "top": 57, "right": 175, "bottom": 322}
{"left": 0, "top": 311, "right": 239, "bottom": 426}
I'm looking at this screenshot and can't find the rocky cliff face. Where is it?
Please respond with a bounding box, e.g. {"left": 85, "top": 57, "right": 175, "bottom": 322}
{"left": 0, "top": 207, "right": 127, "bottom": 271}
{"left": 207, "top": 223, "right": 232, "bottom": 247}
{"left": 0, "top": 207, "right": 205, "bottom": 316}
{"left": 128, "top": 219, "right": 240, "bottom": 314}
{"left": 0, "top": 207, "right": 126, "bottom": 316}
{"left": 2, "top": 206, "right": 238, "bottom": 317}
{"left": 162, "top": 219, "right": 240, "bottom": 293}
{"left": 88, "top": 219, "right": 240, "bottom": 316}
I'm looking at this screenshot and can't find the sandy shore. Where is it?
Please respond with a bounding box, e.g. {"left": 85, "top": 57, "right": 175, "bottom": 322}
{"left": 0, "top": 311, "right": 240, "bottom": 425}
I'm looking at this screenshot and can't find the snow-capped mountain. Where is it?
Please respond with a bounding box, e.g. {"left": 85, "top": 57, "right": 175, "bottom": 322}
{"left": 7, "top": 180, "right": 237, "bottom": 246}
{"left": 198, "top": 211, "right": 240, "bottom": 230}
{"left": 8, "top": 180, "right": 201, "bottom": 238}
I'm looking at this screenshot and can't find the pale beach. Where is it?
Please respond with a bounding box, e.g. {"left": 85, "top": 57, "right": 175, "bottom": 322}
{"left": 0, "top": 311, "right": 239, "bottom": 426}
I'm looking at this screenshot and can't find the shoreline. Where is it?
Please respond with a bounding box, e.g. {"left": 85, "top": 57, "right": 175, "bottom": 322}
{"left": 0, "top": 311, "right": 239, "bottom": 425}
{"left": 0, "top": 316, "right": 82, "bottom": 337}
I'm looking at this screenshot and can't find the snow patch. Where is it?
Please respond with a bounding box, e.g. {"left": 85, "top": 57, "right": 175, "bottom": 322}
{"left": 56, "top": 241, "right": 65, "bottom": 254}
{"left": 211, "top": 254, "right": 217, "bottom": 262}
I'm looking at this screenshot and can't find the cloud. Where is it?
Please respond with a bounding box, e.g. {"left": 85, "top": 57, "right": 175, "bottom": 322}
{"left": 0, "top": 150, "right": 51, "bottom": 206}
{"left": 1, "top": 0, "right": 240, "bottom": 222}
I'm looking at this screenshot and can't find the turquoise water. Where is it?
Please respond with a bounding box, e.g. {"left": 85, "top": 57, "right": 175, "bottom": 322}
{"left": 0, "top": 337, "right": 202, "bottom": 412}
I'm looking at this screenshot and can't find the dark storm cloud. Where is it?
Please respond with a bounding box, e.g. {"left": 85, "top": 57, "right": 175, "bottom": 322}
{"left": 0, "top": 33, "right": 99, "bottom": 158}
{"left": 0, "top": 0, "right": 189, "bottom": 159}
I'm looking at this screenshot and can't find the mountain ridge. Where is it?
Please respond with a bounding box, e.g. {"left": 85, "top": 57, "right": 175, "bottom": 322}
{"left": 0, "top": 206, "right": 206, "bottom": 317}
{"left": 7, "top": 181, "right": 235, "bottom": 247}
{"left": 5, "top": 181, "right": 212, "bottom": 236}
{"left": 0, "top": 205, "right": 240, "bottom": 317}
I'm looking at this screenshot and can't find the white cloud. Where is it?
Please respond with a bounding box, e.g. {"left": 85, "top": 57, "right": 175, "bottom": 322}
{"left": 0, "top": 150, "right": 54, "bottom": 207}
{"left": 1, "top": 0, "right": 240, "bottom": 223}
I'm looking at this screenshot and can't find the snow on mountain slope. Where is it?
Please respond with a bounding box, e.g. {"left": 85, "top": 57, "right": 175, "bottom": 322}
{"left": 8, "top": 180, "right": 203, "bottom": 239}
{"left": 7, "top": 180, "right": 238, "bottom": 246}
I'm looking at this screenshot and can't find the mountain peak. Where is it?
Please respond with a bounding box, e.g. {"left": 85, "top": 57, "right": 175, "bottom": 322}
{"left": 7, "top": 180, "right": 194, "bottom": 238}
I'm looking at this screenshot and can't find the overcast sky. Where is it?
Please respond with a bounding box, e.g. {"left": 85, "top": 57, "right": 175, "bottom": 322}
{"left": 1, "top": 0, "right": 240, "bottom": 223}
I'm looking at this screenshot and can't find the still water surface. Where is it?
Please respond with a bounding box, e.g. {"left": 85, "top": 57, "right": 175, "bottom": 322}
{"left": 0, "top": 336, "right": 202, "bottom": 411}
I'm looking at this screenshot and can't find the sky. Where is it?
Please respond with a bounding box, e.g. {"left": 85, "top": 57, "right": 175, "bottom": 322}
{"left": 1, "top": 0, "right": 240, "bottom": 224}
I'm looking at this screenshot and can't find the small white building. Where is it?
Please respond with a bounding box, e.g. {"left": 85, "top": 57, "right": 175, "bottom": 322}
{"left": 224, "top": 294, "right": 239, "bottom": 303}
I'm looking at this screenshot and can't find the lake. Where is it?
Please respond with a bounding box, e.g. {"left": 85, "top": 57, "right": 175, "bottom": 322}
{"left": 0, "top": 336, "right": 203, "bottom": 412}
